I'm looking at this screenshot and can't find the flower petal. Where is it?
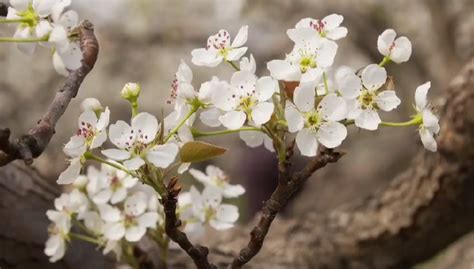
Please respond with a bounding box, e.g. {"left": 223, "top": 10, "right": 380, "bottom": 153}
{"left": 293, "top": 84, "right": 315, "bottom": 112}
{"left": 108, "top": 120, "right": 133, "bottom": 149}
{"left": 355, "top": 109, "right": 381, "bottom": 130}
{"left": 146, "top": 143, "right": 178, "bottom": 168}
{"left": 239, "top": 130, "right": 264, "bottom": 148}
{"left": 316, "top": 121, "right": 347, "bottom": 148}
{"left": 376, "top": 90, "right": 401, "bottom": 111}
{"left": 57, "top": 158, "right": 82, "bottom": 184}
{"left": 216, "top": 204, "right": 239, "bottom": 222}
{"left": 104, "top": 222, "right": 125, "bottom": 241}
{"left": 191, "top": 48, "right": 222, "bottom": 67}
{"left": 219, "top": 111, "right": 246, "bottom": 130}
{"left": 199, "top": 108, "right": 222, "bottom": 127}
{"left": 132, "top": 112, "right": 158, "bottom": 144}
{"left": 295, "top": 128, "right": 318, "bottom": 157}
{"left": 377, "top": 29, "right": 396, "bottom": 57}
{"left": 415, "top": 81, "right": 431, "bottom": 110}
{"left": 123, "top": 156, "right": 145, "bottom": 171}
{"left": 101, "top": 149, "right": 131, "bottom": 161}
{"left": 285, "top": 105, "right": 304, "bottom": 133}
{"left": 338, "top": 72, "right": 361, "bottom": 99}
{"left": 267, "top": 60, "right": 301, "bottom": 81}
{"left": 231, "top": 25, "right": 248, "bottom": 48}
{"left": 391, "top": 36, "right": 412, "bottom": 63}
{"left": 419, "top": 128, "right": 437, "bottom": 152}
{"left": 256, "top": 76, "right": 277, "bottom": 102}
{"left": 226, "top": 47, "right": 248, "bottom": 61}
{"left": 251, "top": 102, "right": 274, "bottom": 125}
{"left": 361, "top": 64, "right": 387, "bottom": 91}
{"left": 318, "top": 94, "right": 347, "bottom": 121}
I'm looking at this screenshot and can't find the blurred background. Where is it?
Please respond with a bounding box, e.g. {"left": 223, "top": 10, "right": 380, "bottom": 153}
{"left": 0, "top": 0, "right": 472, "bottom": 222}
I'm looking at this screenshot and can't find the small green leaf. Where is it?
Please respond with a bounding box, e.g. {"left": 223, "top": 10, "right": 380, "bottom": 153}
{"left": 180, "top": 141, "right": 227, "bottom": 163}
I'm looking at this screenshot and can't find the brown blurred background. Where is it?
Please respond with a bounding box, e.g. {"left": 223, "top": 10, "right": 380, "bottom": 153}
{"left": 0, "top": 0, "right": 472, "bottom": 234}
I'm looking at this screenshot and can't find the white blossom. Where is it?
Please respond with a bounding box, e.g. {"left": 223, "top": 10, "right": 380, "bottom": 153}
{"left": 341, "top": 64, "right": 401, "bottom": 130}
{"left": 414, "top": 82, "right": 440, "bottom": 152}
{"left": 239, "top": 129, "right": 274, "bottom": 152}
{"left": 99, "top": 192, "right": 159, "bottom": 242}
{"left": 90, "top": 164, "right": 138, "bottom": 205}
{"left": 102, "top": 112, "right": 178, "bottom": 170}
{"left": 286, "top": 85, "right": 348, "bottom": 157}
{"left": 191, "top": 25, "right": 248, "bottom": 67}
{"left": 189, "top": 165, "right": 245, "bottom": 198}
{"left": 212, "top": 70, "right": 277, "bottom": 130}
{"left": 267, "top": 29, "right": 337, "bottom": 88}
{"left": 293, "top": 14, "right": 348, "bottom": 40}
{"left": 80, "top": 98, "right": 103, "bottom": 112}
{"left": 377, "top": 29, "right": 412, "bottom": 63}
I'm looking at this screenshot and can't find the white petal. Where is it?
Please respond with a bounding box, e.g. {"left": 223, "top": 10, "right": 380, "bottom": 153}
{"left": 231, "top": 70, "right": 257, "bottom": 96}
{"left": 231, "top": 25, "right": 248, "bottom": 48}
{"left": 377, "top": 29, "right": 396, "bottom": 57}
{"left": 191, "top": 48, "right": 222, "bottom": 67}
{"left": 376, "top": 91, "right": 401, "bottom": 111}
{"left": 300, "top": 68, "right": 323, "bottom": 90}
{"left": 137, "top": 212, "right": 159, "bottom": 228}
{"left": 57, "top": 158, "right": 82, "bottom": 184}
{"left": 146, "top": 143, "right": 178, "bottom": 168}
{"left": 355, "top": 109, "right": 381, "bottom": 130}
{"left": 91, "top": 131, "right": 107, "bottom": 149}
{"left": 322, "top": 14, "right": 344, "bottom": 30}
{"left": 92, "top": 189, "right": 111, "bottom": 204}
{"left": 287, "top": 27, "right": 317, "bottom": 44}
{"left": 316, "top": 122, "right": 347, "bottom": 148}
{"left": 239, "top": 54, "right": 256, "bottom": 73}
{"left": 176, "top": 60, "right": 193, "bottom": 83}
{"left": 124, "top": 192, "right": 147, "bottom": 216}
{"left": 104, "top": 222, "right": 125, "bottom": 241}
{"left": 415, "top": 81, "right": 431, "bottom": 110}
{"left": 123, "top": 156, "right": 145, "bottom": 171}
{"left": 263, "top": 135, "right": 275, "bottom": 152}
{"left": 63, "top": 135, "right": 86, "bottom": 158}
{"left": 52, "top": 51, "right": 69, "bottom": 77}
{"left": 132, "top": 112, "right": 158, "bottom": 144}
{"left": 101, "top": 149, "right": 131, "bottom": 161}
{"left": 338, "top": 72, "right": 361, "bottom": 99}
{"left": 293, "top": 84, "right": 315, "bottom": 112}
{"left": 202, "top": 186, "right": 223, "bottom": 208}
{"left": 295, "top": 128, "right": 318, "bottom": 157}
{"left": 108, "top": 120, "right": 133, "bottom": 149}
{"left": 211, "top": 84, "right": 237, "bottom": 111}
{"left": 199, "top": 108, "right": 222, "bottom": 127}
{"left": 96, "top": 107, "right": 110, "bottom": 130}
{"left": 239, "top": 130, "right": 264, "bottom": 148}
{"left": 14, "top": 28, "right": 36, "bottom": 55}
{"left": 419, "top": 128, "right": 437, "bottom": 152}
{"left": 267, "top": 60, "right": 301, "bottom": 81}
{"left": 361, "top": 64, "right": 387, "bottom": 91}
{"left": 98, "top": 204, "right": 122, "bottom": 222}
{"left": 219, "top": 111, "right": 246, "bottom": 130}
{"left": 318, "top": 94, "right": 347, "bottom": 121}
{"left": 391, "top": 36, "right": 412, "bottom": 63}
{"left": 251, "top": 102, "right": 274, "bottom": 125}
{"left": 189, "top": 168, "right": 213, "bottom": 185}
{"left": 178, "top": 163, "right": 191, "bottom": 174}
{"left": 285, "top": 105, "right": 304, "bottom": 133}
{"left": 226, "top": 47, "right": 248, "bottom": 61}
{"left": 222, "top": 184, "right": 245, "bottom": 198}
{"left": 316, "top": 40, "right": 338, "bottom": 68}
{"left": 57, "top": 43, "right": 82, "bottom": 70}
{"left": 110, "top": 188, "right": 127, "bottom": 204}
{"left": 326, "top": 27, "right": 348, "bottom": 40}
{"left": 10, "top": 0, "right": 29, "bottom": 10}
{"left": 216, "top": 204, "right": 239, "bottom": 222}
{"left": 210, "top": 219, "right": 234, "bottom": 230}
{"left": 256, "top": 76, "right": 277, "bottom": 102}
{"left": 45, "top": 235, "right": 66, "bottom": 262}
{"left": 58, "top": 10, "right": 78, "bottom": 28}
{"left": 423, "top": 110, "right": 440, "bottom": 133}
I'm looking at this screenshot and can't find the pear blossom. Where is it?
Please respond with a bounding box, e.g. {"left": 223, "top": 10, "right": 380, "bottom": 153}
{"left": 189, "top": 165, "right": 245, "bottom": 198}
{"left": 80, "top": 98, "right": 103, "bottom": 112}
{"left": 182, "top": 186, "right": 239, "bottom": 230}
{"left": 198, "top": 77, "right": 229, "bottom": 127}
{"left": 377, "top": 29, "right": 412, "bottom": 63}
{"left": 414, "top": 82, "right": 440, "bottom": 152}
{"left": 286, "top": 85, "right": 348, "bottom": 157}
{"left": 267, "top": 29, "right": 337, "bottom": 88}
{"left": 57, "top": 157, "right": 82, "bottom": 184}
{"left": 239, "top": 54, "right": 256, "bottom": 73}
{"left": 90, "top": 164, "right": 138, "bottom": 205}
{"left": 63, "top": 107, "right": 110, "bottom": 158}
{"left": 191, "top": 25, "right": 248, "bottom": 67}
{"left": 45, "top": 211, "right": 70, "bottom": 262}
{"left": 293, "top": 14, "right": 348, "bottom": 40}
{"left": 212, "top": 70, "right": 277, "bottom": 130}
{"left": 99, "top": 192, "right": 159, "bottom": 242}
{"left": 341, "top": 64, "right": 401, "bottom": 130}
{"left": 102, "top": 112, "right": 178, "bottom": 170}
{"left": 50, "top": 8, "right": 82, "bottom": 76}
{"left": 6, "top": 0, "right": 59, "bottom": 55}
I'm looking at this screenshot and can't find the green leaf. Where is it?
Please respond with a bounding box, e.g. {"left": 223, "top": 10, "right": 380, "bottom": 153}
{"left": 180, "top": 141, "right": 227, "bottom": 163}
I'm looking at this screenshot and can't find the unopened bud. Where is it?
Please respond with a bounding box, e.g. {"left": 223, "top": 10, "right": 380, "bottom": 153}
{"left": 80, "top": 98, "right": 103, "bottom": 112}
{"left": 121, "top": 82, "right": 141, "bottom": 100}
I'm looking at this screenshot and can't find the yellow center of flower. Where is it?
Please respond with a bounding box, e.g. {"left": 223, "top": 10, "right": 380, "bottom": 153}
{"left": 358, "top": 90, "right": 378, "bottom": 110}
{"left": 299, "top": 56, "right": 317, "bottom": 73}
{"left": 305, "top": 111, "right": 322, "bottom": 131}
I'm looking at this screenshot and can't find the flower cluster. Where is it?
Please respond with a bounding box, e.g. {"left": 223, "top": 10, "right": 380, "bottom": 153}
{"left": 3, "top": 0, "right": 82, "bottom": 76}
{"left": 45, "top": 13, "right": 440, "bottom": 267}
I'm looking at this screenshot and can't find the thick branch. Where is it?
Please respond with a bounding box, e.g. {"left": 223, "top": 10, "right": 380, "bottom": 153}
{"left": 162, "top": 177, "right": 217, "bottom": 269}
{"left": 0, "top": 20, "right": 99, "bottom": 166}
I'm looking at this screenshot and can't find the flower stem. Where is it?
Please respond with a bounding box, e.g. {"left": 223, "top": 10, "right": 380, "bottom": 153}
{"left": 379, "top": 56, "right": 391, "bottom": 67}
{"left": 323, "top": 72, "right": 329, "bottom": 95}
{"left": 227, "top": 60, "right": 240, "bottom": 71}
{"left": 381, "top": 115, "right": 422, "bottom": 127}
{"left": 131, "top": 100, "right": 139, "bottom": 118}
{"left": 69, "top": 233, "right": 101, "bottom": 245}
{"left": 83, "top": 152, "right": 134, "bottom": 176}
{"left": 0, "top": 35, "right": 49, "bottom": 43}
{"left": 191, "top": 126, "right": 262, "bottom": 138}
{"left": 163, "top": 107, "right": 198, "bottom": 143}
{"left": 0, "top": 18, "right": 31, "bottom": 23}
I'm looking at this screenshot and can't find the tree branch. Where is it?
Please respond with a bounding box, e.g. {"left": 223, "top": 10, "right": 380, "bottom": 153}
{"left": 230, "top": 148, "right": 344, "bottom": 268}
{"left": 162, "top": 177, "right": 217, "bottom": 269}
{"left": 0, "top": 20, "right": 99, "bottom": 167}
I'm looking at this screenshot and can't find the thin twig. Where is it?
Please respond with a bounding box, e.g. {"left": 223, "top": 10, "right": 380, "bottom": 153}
{"left": 0, "top": 20, "right": 99, "bottom": 167}
{"left": 162, "top": 177, "right": 217, "bottom": 269}
{"left": 230, "top": 148, "right": 344, "bottom": 268}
